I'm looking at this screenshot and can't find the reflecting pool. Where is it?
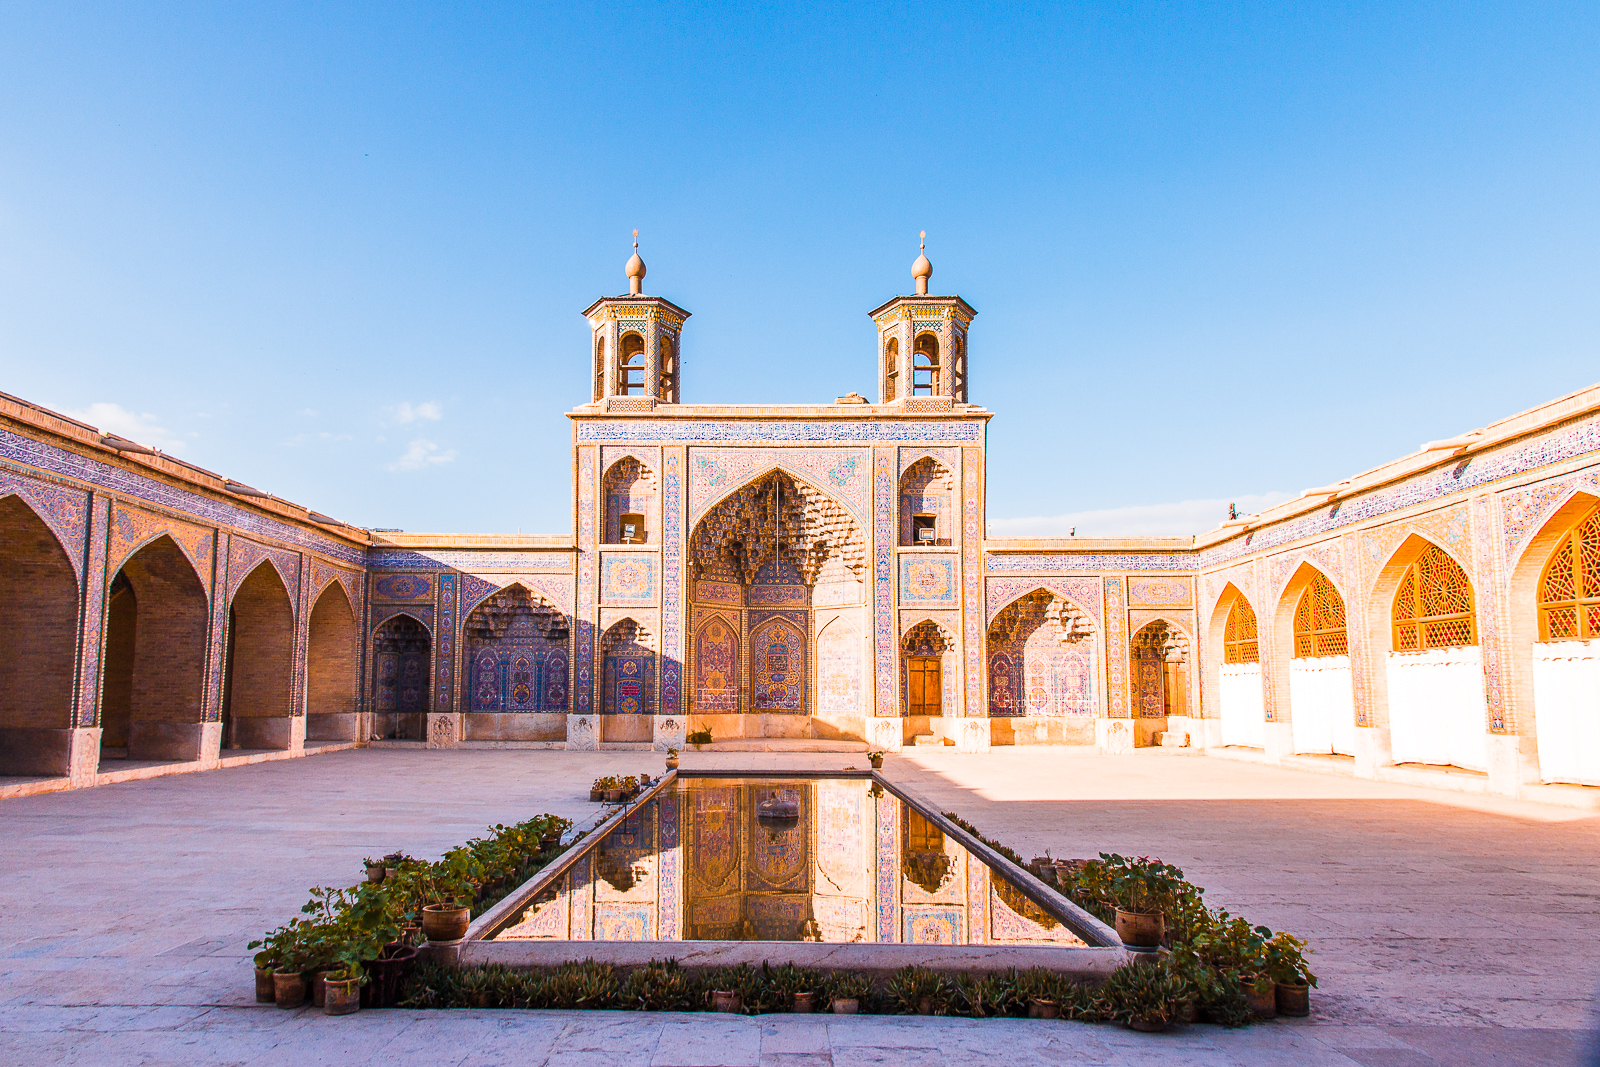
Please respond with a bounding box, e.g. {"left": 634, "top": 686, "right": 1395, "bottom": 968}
{"left": 488, "top": 775, "right": 1086, "bottom": 946}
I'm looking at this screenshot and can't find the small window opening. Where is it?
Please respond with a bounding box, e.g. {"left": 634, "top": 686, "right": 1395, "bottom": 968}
{"left": 620, "top": 513, "right": 645, "bottom": 544}
{"left": 884, "top": 337, "right": 899, "bottom": 401}
{"left": 593, "top": 335, "right": 607, "bottom": 401}
{"left": 913, "top": 515, "right": 937, "bottom": 544}
{"left": 620, "top": 333, "right": 646, "bottom": 396}
{"left": 658, "top": 335, "right": 676, "bottom": 402}
{"left": 913, "top": 334, "right": 939, "bottom": 396}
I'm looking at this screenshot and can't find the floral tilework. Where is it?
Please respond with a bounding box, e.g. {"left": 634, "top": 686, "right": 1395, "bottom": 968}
{"left": 576, "top": 448, "right": 596, "bottom": 714}
{"left": 373, "top": 573, "right": 433, "bottom": 600}
{"left": 661, "top": 448, "right": 684, "bottom": 717}
{"left": 876, "top": 789, "right": 898, "bottom": 942}
{"left": 873, "top": 449, "right": 896, "bottom": 716}
{"left": 1104, "top": 577, "right": 1128, "bottom": 717}
{"left": 1127, "top": 576, "right": 1193, "bottom": 609}
{"left": 109, "top": 505, "right": 215, "bottom": 593}
{"left": 984, "top": 576, "right": 1103, "bottom": 627}
{"left": 1472, "top": 495, "right": 1507, "bottom": 731}
{"left": 576, "top": 420, "right": 984, "bottom": 445}
{"left": 962, "top": 447, "right": 983, "bottom": 718}
{"left": 600, "top": 554, "right": 657, "bottom": 603}
{"left": 74, "top": 495, "right": 110, "bottom": 727}
{"left": 687, "top": 448, "right": 868, "bottom": 525}
{"left": 227, "top": 537, "right": 301, "bottom": 612}
{"left": 437, "top": 573, "right": 457, "bottom": 712}
{"left": 899, "top": 556, "right": 956, "bottom": 604}
{"left": 0, "top": 467, "right": 89, "bottom": 579}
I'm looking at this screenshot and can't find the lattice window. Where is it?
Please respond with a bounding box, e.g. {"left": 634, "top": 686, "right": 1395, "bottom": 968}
{"left": 1539, "top": 504, "right": 1600, "bottom": 640}
{"left": 1222, "top": 596, "right": 1259, "bottom": 664}
{"left": 884, "top": 337, "right": 899, "bottom": 401}
{"left": 1392, "top": 544, "right": 1476, "bottom": 650}
{"left": 593, "top": 335, "right": 606, "bottom": 401}
{"left": 1293, "top": 573, "right": 1348, "bottom": 657}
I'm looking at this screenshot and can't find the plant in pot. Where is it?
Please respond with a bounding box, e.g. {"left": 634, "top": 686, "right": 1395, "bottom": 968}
{"left": 1100, "top": 853, "right": 1185, "bottom": 950}
{"left": 1102, "top": 958, "right": 1186, "bottom": 1032}
{"left": 686, "top": 726, "right": 712, "bottom": 750}
{"left": 665, "top": 747, "right": 680, "bottom": 769}
{"left": 590, "top": 777, "right": 608, "bottom": 802}
{"left": 867, "top": 749, "right": 885, "bottom": 770}
{"left": 602, "top": 776, "right": 624, "bottom": 803}
{"left": 363, "top": 857, "right": 386, "bottom": 884}
{"left": 249, "top": 946, "right": 279, "bottom": 1003}
{"left": 827, "top": 971, "right": 873, "bottom": 1015}
{"left": 620, "top": 775, "right": 640, "bottom": 800}
{"left": 765, "top": 962, "right": 824, "bottom": 1013}
{"left": 1266, "top": 931, "right": 1315, "bottom": 1017}
{"left": 418, "top": 856, "right": 476, "bottom": 944}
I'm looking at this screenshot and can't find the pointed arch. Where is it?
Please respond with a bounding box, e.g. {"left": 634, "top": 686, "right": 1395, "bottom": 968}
{"left": 0, "top": 494, "right": 82, "bottom": 775}
{"left": 1206, "top": 583, "right": 1265, "bottom": 748}
{"left": 986, "top": 589, "right": 1096, "bottom": 728}
{"left": 372, "top": 612, "right": 431, "bottom": 740}
{"left": 100, "top": 534, "right": 210, "bottom": 763}
{"left": 306, "top": 580, "right": 359, "bottom": 740}
{"left": 1367, "top": 533, "right": 1488, "bottom": 770}
{"left": 464, "top": 584, "right": 569, "bottom": 713}
{"left": 750, "top": 616, "right": 804, "bottom": 711}
{"left": 601, "top": 616, "right": 655, "bottom": 740}
{"left": 1509, "top": 490, "right": 1600, "bottom": 785}
{"left": 898, "top": 455, "right": 954, "bottom": 546}
{"left": 1131, "top": 618, "right": 1190, "bottom": 745}
{"left": 689, "top": 468, "right": 865, "bottom": 584}
{"left": 1271, "top": 563, "right": 1357, "bottom": 756}
{"left": 223, "top": 559, "right": 296, "bottom": 750}
{"left": 602, "top": 455, "right": 658, "bottom": 544}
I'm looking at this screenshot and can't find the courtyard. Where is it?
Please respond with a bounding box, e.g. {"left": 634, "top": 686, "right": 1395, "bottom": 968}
{"left": 1, "top": 747, "right": 1595, "bottom": 1065}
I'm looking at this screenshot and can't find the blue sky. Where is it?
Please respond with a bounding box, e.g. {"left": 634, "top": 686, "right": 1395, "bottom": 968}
{"left": 2, "top": 2, "right": 1596, "bottom": 536}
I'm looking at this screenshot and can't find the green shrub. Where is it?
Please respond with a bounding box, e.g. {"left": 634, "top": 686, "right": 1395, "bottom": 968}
{"left": 1101, "top": 959, "right": 1186, "bottom": 1030}
{"left": 824, "top": 970, "right": 875, "bottom": 1011}
{"left": 621, "top": 960, "right": 702, "bottom": 1012}
{"left": 885, "top": 965, "right": 954, "bottom": 1015}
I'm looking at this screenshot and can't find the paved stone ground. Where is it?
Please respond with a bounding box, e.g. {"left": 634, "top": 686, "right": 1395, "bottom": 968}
{"left": 1, "top": 747, "right": 1596, "bottom": 1065}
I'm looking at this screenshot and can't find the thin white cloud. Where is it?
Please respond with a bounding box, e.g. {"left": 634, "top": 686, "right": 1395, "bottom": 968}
{"left": 989, "top": 492, "right": 1295, "bottom": 538}
{"left": 388, "top": 401, "right": 442, "bottom": 424}
{"left": 388, "top": 438, "right": 457, "bottom": 472}
{"left": 65, "top": 402, "right": 189, "bottom": 455}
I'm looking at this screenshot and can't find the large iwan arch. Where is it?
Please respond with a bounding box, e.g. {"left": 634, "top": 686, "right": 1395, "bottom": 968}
{"left": 0, "top": 495, "right": 81, "bottom": 776}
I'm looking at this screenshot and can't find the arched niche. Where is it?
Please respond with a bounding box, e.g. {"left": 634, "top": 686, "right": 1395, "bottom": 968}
{"left": 1271, "top": 563, "right": 1356, "bottom": 757}
{"left": 306, "top": 581, "right": 359, "bottom": 741}
{"left": 372, "top": 613, "right": 431, "bottom": 741}
{"left": 1509, "top": 492, "right": 1600, "bottom": 785}
{"left": 223, "top": 560, "right": 297, "bottom": 751}
{"left": 602, "top": 456, "right": 658, "bottom": 544}
{"left": 898, "top": 456, "right": 954, "bottom": 547}
{"left": 1206, "top": 583, "right": 1265, "bottom": 749}
{"left": 1130, "top": 619, "right": 1190, "bottom": 748}
{"left": 601, "top": 617, "right": 655, "bottom": 743}
{"left": 986, "top": 589, "right": 1096, "bottom": 746}
{"left": 100, "top": 534, "right": 210, "bottom": 764}
{"left": 1365, "top": 534, "right": 1487, "bottom": 771}
{"left": 0, "top": 494, "right": 81, "bottom": 776}
{"left": 462, "top": 584, "right": 569, "bottom": 743}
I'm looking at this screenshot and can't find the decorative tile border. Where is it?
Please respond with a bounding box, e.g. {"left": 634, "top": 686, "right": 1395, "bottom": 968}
{"left": 600, "top": 553, "right": 658, "bottom": 604}
{"left": 986, "top": 552, "right": 1193, "bottom": 573}
{"left": 74, "top": 495, "right": 110, "bottom": 727}
{"left": 576, "top": 448, "right": 597, "bottom": 715}
{"left": 961, "top": 448, "right": 984, "bottom": 719}
{"left": 366, "top": 550, "right": 571, "bottom": 571}
{"left": 1103, "top": 577, "right": 1128, "bottom": 717}
{"left": 576, "top": 420, "right": 985, "bottom": 445}
{"left": 1127, "top": 576, "right": 1193, "bottom": 609}
{"left": 984, "top": 575, "right": 1103, "bottom": 627}
{"left": 873, "top": 449, "right": 896, "bottom": 716}
{"left": 687, "top": 448, "right": 868, "bottom": 525}
{"left": 436, "top": 573, "right": 458, "bottom": 713}
{"left": 0, "top": 467, "right": 89, "bottom": 580}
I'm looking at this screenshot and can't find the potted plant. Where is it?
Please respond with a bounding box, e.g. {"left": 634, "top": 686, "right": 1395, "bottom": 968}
{"left": 867, "top": 749, "right": 885, "bottom": 770}
{"left": 1266, "top": 932, "right": 1315, "bottom": 1016}
{"left": 620, "top": 775, "right": 640, "bottom": 800}
{"left": 604, "top": 776, "right": 624, "bottom": 802}
{"left": 1102, "top": 958, "right": 1186, "bottom": 1032}
{"left": 828, "top": 971, "right": 872, "bottom": 1015}
{"left": 322, "top": 965, "right": 362, "bottom": 1016}
{"left": 590, "top": 777, "right": 607, "bottom": 802}
{"left": 363, "top": 857, "right": 386, "bottom": 884}
{"left": 1100, "top": 854, "right": 1184, "bottom": 949}
{"left": 686, "top": 727, "right": 712, "bottom": 750}
{"left": 665, "top": 747, "right": 680, "bottom": 769}
{"left": 250, "top": 948, "right": 278, "bottom": 1003}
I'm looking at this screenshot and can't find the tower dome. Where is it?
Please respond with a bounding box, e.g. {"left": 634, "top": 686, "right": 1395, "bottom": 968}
{"left": 912, "top": 231, "right": 932, "bottom": 295}
{"left": 626, "top": 231, "right": 646, "bottom": 296}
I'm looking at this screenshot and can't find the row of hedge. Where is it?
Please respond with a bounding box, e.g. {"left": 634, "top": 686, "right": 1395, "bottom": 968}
{"left": 398, "top": 958, "right": 1198, "bottom": 1028}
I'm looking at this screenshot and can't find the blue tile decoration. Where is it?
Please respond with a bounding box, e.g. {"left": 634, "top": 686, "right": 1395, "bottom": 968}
{"left": 576, "top": 420, "right": 984, "bottom": 445}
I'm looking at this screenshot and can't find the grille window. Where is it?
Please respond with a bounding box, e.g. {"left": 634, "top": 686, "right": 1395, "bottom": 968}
{"left": 1223, "top": 597, "right": 1259, "bottom": 664}
{"left": 1393, "top": 544, "right": 1476, "bottom": 650}
{"left": 1539, "top": 504, "right": 1600, "bottom": 640}
{"left": 1293, "top": 573, "right": 1348, "bottom": 657}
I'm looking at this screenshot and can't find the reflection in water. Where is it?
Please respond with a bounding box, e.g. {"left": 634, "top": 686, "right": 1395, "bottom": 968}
{"left": 491, "top": 776, "right": 1085, "bottom": 946}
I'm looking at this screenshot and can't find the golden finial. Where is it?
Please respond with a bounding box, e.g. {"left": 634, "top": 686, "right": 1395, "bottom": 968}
{"left": 626, "top": 229, "right": 646, "bottom": 295}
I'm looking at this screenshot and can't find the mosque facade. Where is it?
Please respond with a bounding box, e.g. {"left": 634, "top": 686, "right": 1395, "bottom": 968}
{"left": 2, "top": 248, "right": 1599, "bottom": 807}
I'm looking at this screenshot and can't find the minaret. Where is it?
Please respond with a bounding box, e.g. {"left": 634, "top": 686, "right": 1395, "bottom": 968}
{"left": 581, "top": 231, "right": 691, "bottom": 410}
{"left": 868, "top": 232, "right": 976, "bottom": 408}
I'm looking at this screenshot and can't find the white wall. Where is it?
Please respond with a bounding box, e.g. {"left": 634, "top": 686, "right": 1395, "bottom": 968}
{"left": 1288, "top": 656, "right": 1356, "bottom": 756}
{"left": 1219, "top": 663, "right": 1265, "bottom": 748}
{"left": 1386, "top": 646, "right": 1489, "bottom": 771}
{"left": 1533, "top": 640, "right": 1600, "bottom": 786}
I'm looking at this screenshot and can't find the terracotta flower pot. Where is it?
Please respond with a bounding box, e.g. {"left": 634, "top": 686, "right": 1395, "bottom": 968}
{"left": 323, "top": 976, "right": 360, "bottom": 1016}
{"left": 1177, "top": 998, "right": 1200, "bottom": 1023}
{"left": 421, "top": 903, "right": 471, "bottom": 943}
{"left": 1028, "top": 997, "right": 1060, "bottom": 1019}
{"left": 791, "top": 991, "right": 815, "bottom": 1013}
{"left": 869, "top": 757, "right": 883, "bottom": 769}
{"left": 311, "top": 969, "right": 333, "bottom": 1008}
{"left": 362, "top": 945, "right": 418, "bottom": 1009}
{"left": 365, "top": 865, "right": 385, "bottom": 884}
{"left": 917, "top": 995, "right": 935, "bottom": 1015}
{"left": 831, "top": 997, "right": 859, "bottom": 1015}
{"left": 1245, "top": 980, "right": 1277, "bottom": 1020}
{"left": 1127, "top": 1019, "right": 1167, "bottom": 1033}
{"left": 1275, "top": 982, "right": 1310, "bottom": 1017}
{"left": 273, "top": 970, "right": 307, "bottom": 1009}
{"left": 253, "top": 965, "right": 276, "bottom": 1003}
{"left": 605, "top": 788, "right": 623, "bottom": 802}
{"left": 665, "top": 756, "right": 679, "bottom": 769}
{"left": 1114, "top": 908, "right": 1165, "bottom": 949}
{"left": 540, "top": 831, "right": 563, "bottom": 851}
{"left": 385, "top": 868, "right": 398, "bottom": 881}
{"left": 590, "top": 788, "right": 604, "bottom": 802}
{"left": 712, "top": 990, "right": 742, "bottom": 1013}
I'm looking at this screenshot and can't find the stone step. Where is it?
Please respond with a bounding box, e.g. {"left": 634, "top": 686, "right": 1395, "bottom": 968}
{"left": 700, "top": 739, "right": 869, "bottom": 752}
{"left": 911, "top": 734, "right": 947, "bottom": 747}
